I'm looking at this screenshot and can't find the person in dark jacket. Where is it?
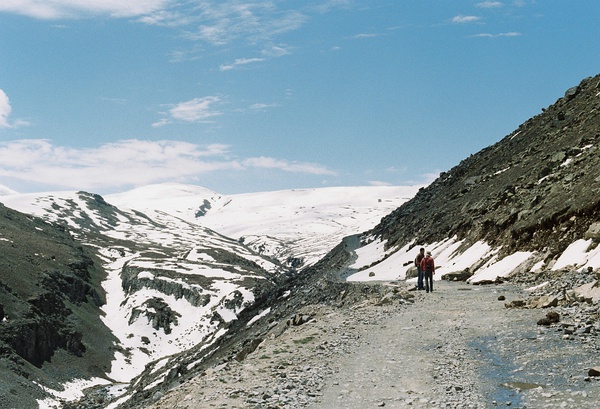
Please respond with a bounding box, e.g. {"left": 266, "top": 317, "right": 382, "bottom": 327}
{"left": 420, "top": 251, "right": 435, "bottom": 293}
{"left": 414, "top": 247, "right": 425, "bottom": 290}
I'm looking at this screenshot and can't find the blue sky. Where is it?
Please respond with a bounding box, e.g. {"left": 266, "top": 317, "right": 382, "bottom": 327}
{"left": 0, "top": 1, "right": 599, "bottom": 195}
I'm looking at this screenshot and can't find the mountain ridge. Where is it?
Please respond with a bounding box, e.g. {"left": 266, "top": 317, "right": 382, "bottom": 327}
{"left": 374, "top": 74, "right": 600, "bottom": 259}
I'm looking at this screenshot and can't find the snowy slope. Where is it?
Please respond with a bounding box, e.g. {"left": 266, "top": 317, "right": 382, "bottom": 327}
{"left": 106, "top": 183, "right": 422, "bottom": 267}
{"left": 345, "top": 234, "right": 600, "bottom": 285}
{"left": 1, "top": 190, "right": 281, "bottom": 391}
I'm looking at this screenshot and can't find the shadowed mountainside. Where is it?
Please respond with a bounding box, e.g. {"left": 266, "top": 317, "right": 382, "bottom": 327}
{"left": 0, "top": 203, "right": 116, "bottom": 409}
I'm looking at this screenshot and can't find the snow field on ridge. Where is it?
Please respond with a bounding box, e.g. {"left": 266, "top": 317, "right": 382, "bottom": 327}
{"left": 347, "top": 235, "right": 600, "bottom": 284}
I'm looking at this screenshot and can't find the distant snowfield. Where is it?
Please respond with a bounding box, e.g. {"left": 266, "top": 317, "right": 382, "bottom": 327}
{"left": 106, "top": 183, "right": 423, "bottom": 266}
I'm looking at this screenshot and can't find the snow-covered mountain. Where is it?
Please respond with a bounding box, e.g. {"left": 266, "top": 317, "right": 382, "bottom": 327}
{"left": 106, "top": 183, "right": 422, "bottom": 267}
{"left": 0, "top": 183, "right": 420, "bottom": 407}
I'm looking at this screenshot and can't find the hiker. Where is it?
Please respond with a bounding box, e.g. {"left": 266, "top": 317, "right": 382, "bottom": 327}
{"left": 420, "top": 251, "right": 435, "bottom": 293}
{"left": 414, "top": 247, "right": 425, "bottom": 290}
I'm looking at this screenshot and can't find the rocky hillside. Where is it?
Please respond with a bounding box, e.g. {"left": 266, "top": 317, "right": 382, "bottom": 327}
{"left": 371, "top": 74, "right": 600, "bottom": 263}
{"left": 0, "top": 203, "right": 115, "bottom": 409}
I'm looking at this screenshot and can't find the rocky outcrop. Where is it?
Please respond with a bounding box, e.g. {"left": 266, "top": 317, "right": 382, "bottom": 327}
{"left": 585, "top": 222, "right": 600, "bottom": 240}
{"left": 442, "top": 269, "right": 473, "bottom": 282}
{"left": 195, "top": 199, "right": 212, "bottom": 217}
{"left": 572, "top": 281, "right": 600, "bottom": 304}
{"left": 121, "top": 265, "right": 212, "bottom": 307}
{"left": 129, "top": 297, "right": 181, "bottom": 334}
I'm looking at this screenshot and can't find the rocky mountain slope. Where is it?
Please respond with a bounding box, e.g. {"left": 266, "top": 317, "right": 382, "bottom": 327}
{"left": 0, "top": 190, "right": 287, "bottom": 408}
{"left": 373, "top": 74, "right": 600, "bottom": 264}
{"left": 318, "top": 74, "right": 600, "bottom": 287}
{"left": 0, "top": 202, "right": 114, "bottom": 409}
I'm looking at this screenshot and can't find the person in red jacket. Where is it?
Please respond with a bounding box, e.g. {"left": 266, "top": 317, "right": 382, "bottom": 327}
{"left": 420, "top": 251, "right": 435, "bottom": 293}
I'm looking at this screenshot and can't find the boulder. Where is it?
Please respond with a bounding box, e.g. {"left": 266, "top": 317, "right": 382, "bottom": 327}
{"left": 564, "top": 85, "right": 579, "bottom": 99}
{"left": 537, "top": 311, "right": 560, "bottom": 326}
{"left": 405, "top": 266, "right": 418, "bottom": 279}
{"left": 289, "top": 314, "right": 312, "bottom": 326}
{"left": 376, "top": 292, "right": 397, "bottom": 305}
{"left": 585, "top": 222, "right": 600, "bottom": 240}
{"left": 588, "top": 367, "right": 600, "bottom": 377}
{"left": 235, "top": 337, "right": 264, "bottom": 362}
{"left": 505, "top": 300, "right": 527, "bottom": 309}
{"left": 527, "top": 295, "right": 559, "bottom": 309}
{"left": 441, "top": 269, "right": 473, "bottom": 281}
{"left": 572, "top": 281, "right": 600, "bottom": 304}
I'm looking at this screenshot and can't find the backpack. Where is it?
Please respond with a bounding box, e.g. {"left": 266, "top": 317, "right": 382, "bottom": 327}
{"left": 423, "top": 256, "right": 434, "bottom": 272}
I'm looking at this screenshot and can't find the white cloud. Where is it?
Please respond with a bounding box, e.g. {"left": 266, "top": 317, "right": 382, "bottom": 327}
{"left": 241, "top": 157, "right": 337, "bottom": 175}
{"left": 472, "top": 32, "right": 522, "bottom": 38}
{"left": 476, "top": 1, "right": 504, "bottom": 8}
{"left": 451, "top": 15, "right": 482, "bottom": 24}
{"left": 261, "top": 45, "right": 291, "bottom": 57}
{"left": 0, "top": 0, "right": 172, "bottom": 19}
{"left": 154, "top": 96, "right": 223, "bottom": 127}
{"left": 312, "top": 0, "right": 355, "bottom": 14}
{"left": 351, "top": 33, "right": 380, "bottom": 39}
{"left": 220, "top": 57, "right": 265, "bottom": 71}
{"left": 0, "top": 90, "right": 12, "bottom": 128}
{"left": 249, "top": 103, "right": 279, "bottom": 111}
{"left": 182, "top": 2, "right": 307, "bottom": 46}
{"left": 137, "top": 10, "right": 193, "bottom": 27}
{"left": 0, "top": 89, "right": 28, "bottom": 129}
{"left": 0, "top": 139, "right": 335, "bottom": 192}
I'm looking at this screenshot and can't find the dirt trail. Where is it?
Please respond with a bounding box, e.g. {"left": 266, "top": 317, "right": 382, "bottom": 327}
{"left": 147, "top": 281, "right": 600, "bottom": 409}
{"left": 310, "top": 281, "right": 600, "bottom": 409}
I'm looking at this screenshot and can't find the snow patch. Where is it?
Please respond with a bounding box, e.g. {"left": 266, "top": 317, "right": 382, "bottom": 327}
{"left": 467, "top": 252, "right": 533, "bottom": 284}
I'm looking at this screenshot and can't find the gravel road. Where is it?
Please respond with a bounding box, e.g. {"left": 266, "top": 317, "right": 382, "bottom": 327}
{"left": 147, "top": 280, "right": 600, "bottom": 409}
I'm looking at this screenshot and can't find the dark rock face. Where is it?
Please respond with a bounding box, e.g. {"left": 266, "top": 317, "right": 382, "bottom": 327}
{"left": 195, "top": 199, "right": 212, "bottom": 217}
{"left": 0, "top": 203, "right": 114, "bottom": 408}
{"left": 370, "top": 74, "right": 600, "bottom": 262}
{"left": 121, "top": 265, "right": 212, "bottom": 308}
